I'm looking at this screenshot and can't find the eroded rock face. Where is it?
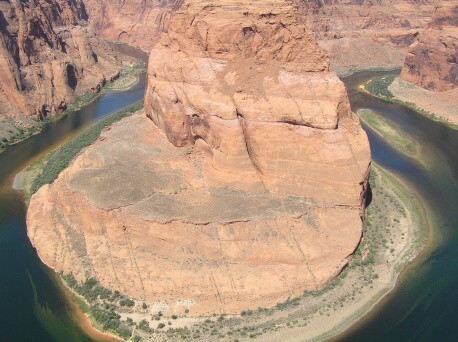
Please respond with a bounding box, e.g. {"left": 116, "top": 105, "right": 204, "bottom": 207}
{"left": 145, "top": 0, "right": 369, "bottom": 204}
{"left": 0, "top": 0, "right": 120, "bottom": 121}
{"left": 82, "top": 0, "right": 182, "bottom": 52}
{"left": 297, "top": 0, "right": 439, "bottom": 72}
{"left": 81, "top": 0, "right": 439, "bottom": 71}
{"left": 400, "top": 0, "right": 458, "bottom": 91}
{"left": 27, "top": 0, "right": 370, "bottom": 316}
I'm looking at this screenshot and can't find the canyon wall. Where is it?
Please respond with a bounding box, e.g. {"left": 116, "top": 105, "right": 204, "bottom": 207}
{"left": 82, "top": 0, "right": 182, "bottom": 52}
{"left": 80, "top": 0, "right": 439, "bottom": 71}
{"left": 145, "top": 0, "right": 370, "bottom": 204}
{"left": 28, "top": 0, "right": 371, "bottom": 316}
{"left": 0, "top": 0, "right": 122, "bottom": 142}
{"left": 400, "top": 0, "right": 458, "bottom": 91}
{"left": 298, "top": 0, "right": 439, "bottom": 72}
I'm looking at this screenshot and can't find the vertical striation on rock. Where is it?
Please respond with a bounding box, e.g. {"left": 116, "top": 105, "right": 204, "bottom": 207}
{"left": 0, "top": 0, "right": 121, "bottom": 123}
{"left": 400, "top": 0, "right": 458, "bottom": 91}
{"left": 27, "top": 0, "right": 371, "bottom": 316}
{"left": 145, "top": 0, "right": 370, "bottom": 206}
{"left": 82, "top": 0, "right": 183, "bottom": 52}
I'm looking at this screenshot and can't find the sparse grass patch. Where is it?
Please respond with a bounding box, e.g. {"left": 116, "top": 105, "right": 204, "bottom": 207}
{"left": 27, "top": 101, "right": 143, "bottom": 199}
{"left": 357, "top": 109, "right": 417, "bottom": 156}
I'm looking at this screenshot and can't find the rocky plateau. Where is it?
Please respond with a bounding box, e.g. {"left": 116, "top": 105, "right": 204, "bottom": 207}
{"left": 27, "top": 0, "right": 371, "bottom": 316}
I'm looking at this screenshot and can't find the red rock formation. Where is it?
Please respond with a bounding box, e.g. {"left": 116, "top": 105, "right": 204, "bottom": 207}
{"left": 80, "top": 0, "right": 439, "bottom": 71}
{"left": 0, "top": 0, "right": 120, "bottom": 121}
{"left": 145, "top": 0, "right": 370, "bottom": 205}
{"left": 82, "top": 0, "right": 182, "bottom": 52}
{"left": 400, "top": 0, "right": 458, "bottom": 91}
{"left": 297, "top": 0, "right": 439, "bottom": 72}
{"left": 27, "top": 0, "right": 370, "bottom": 316}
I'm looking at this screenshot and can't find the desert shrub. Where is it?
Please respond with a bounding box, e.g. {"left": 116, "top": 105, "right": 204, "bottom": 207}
{"left": 365, "top": 76, "right": 395, "bottom": 98}
{"left": 115, "top": 325, "right": 132, "bottom": 340}
{"left": 120, "top": 298, "right": 135, "bottom": 307}
{"left": 138, "top": 319, "right": 152, "bottom": 333}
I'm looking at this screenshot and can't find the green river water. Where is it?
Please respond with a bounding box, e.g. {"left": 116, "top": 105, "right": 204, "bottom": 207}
{"left": 0, "top": 70, "right": 456, "bottom": 341}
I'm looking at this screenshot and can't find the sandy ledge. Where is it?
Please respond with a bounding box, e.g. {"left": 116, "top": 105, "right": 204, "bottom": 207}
{"left": 389, "top": 77, "right": 458, "bottom": 128}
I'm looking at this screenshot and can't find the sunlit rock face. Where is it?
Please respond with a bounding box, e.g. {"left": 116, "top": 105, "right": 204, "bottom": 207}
{"left": 297, "top": 0, "right": 439, "bottom": 72}
{"left": 145, "top": 0, "right": 370, "bottom": 204}
{"left": 28, "top": 0, "right": 371, "bottom": 316}
{"left": 401, "top": 0, "right": 458, "bottom": 91}
{"left": 0, "top": 0, "right": 121, "bottom": 121}
{"left": 82, "top": 0, "right": 182, "bottom": 51}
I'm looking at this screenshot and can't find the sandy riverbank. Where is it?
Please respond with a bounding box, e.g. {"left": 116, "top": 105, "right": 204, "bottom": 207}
{"left": 388, "top": 77, "right": 458, "bottom": 128}
{"left": 18, "top": 106, "right": 429, "bottom": 341}
{"left": 52, "top": 273, "right": 121, "bottom": 342}
{"left": 360, "top": 76, "right": 458, "bottom": 130}
{"left": 43, "top": 162, "right": 428, "bottom": 342}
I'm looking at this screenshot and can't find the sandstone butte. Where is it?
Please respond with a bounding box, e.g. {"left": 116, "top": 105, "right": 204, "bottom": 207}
{"left": 401, "top": 0, "right": 458, "bottom": 91}
{"left": 27, "top": 0, "right": 371, "bottom": 316}
{"left": 0, "top": 0, "right": 121, "bottom": 128}
{"left": 81, "top": 0, "right": 439, "bottom": 71}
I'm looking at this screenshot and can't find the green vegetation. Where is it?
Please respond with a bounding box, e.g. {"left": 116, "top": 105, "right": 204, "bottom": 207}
{"left": 0, "top": 62, "right": 145, "bottom": 154}
{"left": 26, "top": 101, "right": 143, "bottom": 199}
{"left": 61, "top": 273, "right": 136, "bottom": 340}
{"left": 336, "top": 66, "right": 401, "bottom": 78}
{"left": 364, "top": 75, "right": 458, "bottom": 131}
{"left": 0, "top": 119, "right": 46, "bottom": 153}
{"left": 357, "top": 108, "right": 417, "bottom": 156}
{"left": 65, "top": 62, "right": 145, "bottom": 113}
{"left": 364, "top": 75, "right": 395, "bottom": 98}
{"left": 139, "top": 319, "right": 152, "bottom": 333}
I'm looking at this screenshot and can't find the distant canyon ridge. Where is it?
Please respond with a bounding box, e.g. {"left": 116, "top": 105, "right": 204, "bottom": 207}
{"left": 0, "top": 0, "right": 453, "bottom": 135}
{"left": 5, "top": 0, "right": 458, "bottom": 318}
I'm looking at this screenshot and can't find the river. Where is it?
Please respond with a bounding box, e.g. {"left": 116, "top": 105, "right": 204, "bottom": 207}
{"left": 0, "top": 70, "right": 456, "bottom": 341}
{"left": 336, "top": 71, "right": 458, "bottom": 342}
{"left": 0, "top": 64, "right": 147, "bottom": 341}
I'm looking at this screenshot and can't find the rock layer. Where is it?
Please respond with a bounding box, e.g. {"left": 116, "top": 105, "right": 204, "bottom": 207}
{"left": 298, "top": 0, "right": 439, "bottom": 72}
{"left": 400, "top": 0, "right": 458, "bottom": 91}
{"left": 145, "top": 0, "right": 369, "bottom": 205}
{"left": 80, "top": 0, "right": 439, "bottom": 71}
{"left": 82, "top": 0, "right": 182, "bottom": 52}
{"left": 0, "top": 0, "right": 121, "bottom": 122}
{"left": 27, "top": 0, "right": 370, "bottom": 316}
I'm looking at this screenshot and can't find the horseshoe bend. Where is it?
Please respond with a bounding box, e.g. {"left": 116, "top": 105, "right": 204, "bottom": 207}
{"left": 26, "top": 0, "right": 371, "bottom": 317}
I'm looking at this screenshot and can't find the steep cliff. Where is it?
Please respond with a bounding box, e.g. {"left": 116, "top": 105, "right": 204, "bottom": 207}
{"left": 82, "top": 0, "right": 182, "bottom": 52}
{"left": 0, "top": 0, "right": 122, "bottom": 143}
{"left": 145, "top": 0, "right": 370, "bottom": 204}
{"left": 297, "top": 0, "right": 439, "bottom": 72}
{"left": 400, "top": 0, "right": 458, "bottom": 91}
{"left": 80, "top": 0, "right": 439, "bottom": 71}
{"left": 28, "top": 0, "right": 370, "bottom": 316}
